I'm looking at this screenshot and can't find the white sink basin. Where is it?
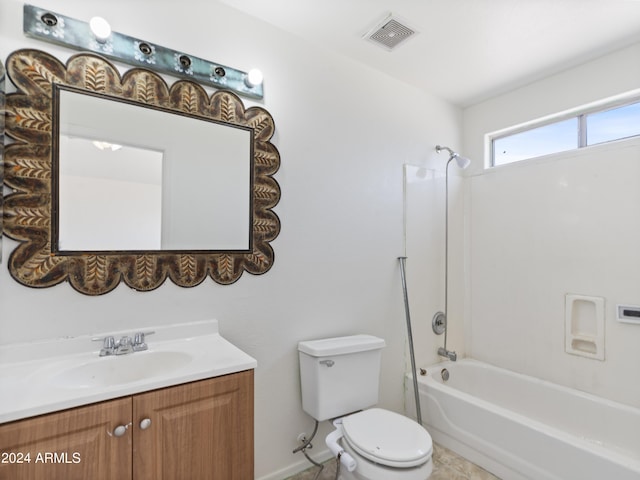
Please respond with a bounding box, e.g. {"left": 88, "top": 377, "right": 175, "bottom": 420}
{"left": 0, "top": 320, "right": 258, "bottom": 423}
{"left": 51, "top": 351, "right": 193, "bottom": 388}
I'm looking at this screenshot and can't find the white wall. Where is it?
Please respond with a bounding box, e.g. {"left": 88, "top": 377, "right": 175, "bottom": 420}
{"left": 0, "top": 1, "right": 461, "bottom": 478}
{"left": 463, "top": 43, "right": 640, "bottom": 407}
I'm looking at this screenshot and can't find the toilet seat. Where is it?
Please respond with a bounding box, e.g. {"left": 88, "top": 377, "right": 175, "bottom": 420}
{"left": 341, "top": 408, "right": 432, "bottom": 468}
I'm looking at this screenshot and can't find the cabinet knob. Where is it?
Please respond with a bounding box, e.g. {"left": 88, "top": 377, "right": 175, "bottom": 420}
{"left": 139, "top": 418, "right": 152, "bottom": 430}
{"left": 113, "top": 424, "right": 129, "bottom": 437}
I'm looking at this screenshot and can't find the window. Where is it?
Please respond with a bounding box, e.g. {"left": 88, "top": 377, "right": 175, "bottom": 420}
{"left": 490, "top": 99, "right": 640, "bottom": 167}
{"left": 586, "top": 102, "right": 640, "bottom": 146}
{"left": 493, "top": 118, "right": 578, "bottom": 166}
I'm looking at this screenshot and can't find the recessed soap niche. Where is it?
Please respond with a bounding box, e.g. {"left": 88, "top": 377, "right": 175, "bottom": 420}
{"left": 565, "top": 294, "right": 605, "bottom": 361}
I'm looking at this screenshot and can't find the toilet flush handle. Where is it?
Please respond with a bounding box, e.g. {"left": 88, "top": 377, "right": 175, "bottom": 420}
{"left": 319, "top": 359, "right": 335, "bottom": 367}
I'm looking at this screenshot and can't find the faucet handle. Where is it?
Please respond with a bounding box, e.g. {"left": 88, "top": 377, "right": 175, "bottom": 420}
{"left": 92, "top": 336, "right": 115, "bottom": 356}
{"left": 133, "top": 331, "right": 155, "bottom": 351}
{"left": 134, "top": 331, "right": 154, "bottom": 343}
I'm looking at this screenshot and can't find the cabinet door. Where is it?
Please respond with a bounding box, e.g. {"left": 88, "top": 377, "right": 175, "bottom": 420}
{"left": 0, "top": 397, "right": 132, "bottom": 480}
{"left": 133, "top": 370, "right": 254, "bottom": 480}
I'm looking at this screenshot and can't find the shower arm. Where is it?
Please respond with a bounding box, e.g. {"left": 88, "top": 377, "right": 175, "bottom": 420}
{"left": 436, "top": 145, "right": 455, "bottom": 156}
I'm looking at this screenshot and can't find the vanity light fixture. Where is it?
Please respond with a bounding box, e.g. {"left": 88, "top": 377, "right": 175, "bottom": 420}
{"left": 23, "top": 4, "right": 265, "bottom": 99}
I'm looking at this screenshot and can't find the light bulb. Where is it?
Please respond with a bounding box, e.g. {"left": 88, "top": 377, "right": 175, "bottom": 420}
{"left": 245, "top": 68, "right": 263, "bottom": 87}
{"left": 89, "top": 16, "right": 111, "bottom": 43}
{"left": 93, "top": 141, "right": 122, "bottom": 151}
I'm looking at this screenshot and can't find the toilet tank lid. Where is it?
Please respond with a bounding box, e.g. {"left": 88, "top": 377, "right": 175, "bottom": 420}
{"left": 298, "top": 335, "right": 385, "bottom": 357}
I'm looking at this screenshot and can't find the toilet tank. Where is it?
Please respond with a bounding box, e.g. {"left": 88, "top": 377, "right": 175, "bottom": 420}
{"left": 298, "top": 334, "right": 386, "bottom": 422}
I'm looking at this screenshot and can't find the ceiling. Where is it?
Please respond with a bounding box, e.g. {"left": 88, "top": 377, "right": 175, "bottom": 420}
{"left": 219, "top": 0, "right": 640, "bottom": 107}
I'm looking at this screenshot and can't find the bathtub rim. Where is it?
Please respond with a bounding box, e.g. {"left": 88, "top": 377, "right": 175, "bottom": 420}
{"left": 408, "top": 358, "right": 640, "bottom": 469}
{"left": 418, "top": 358, "right": 640, "bottom": 417}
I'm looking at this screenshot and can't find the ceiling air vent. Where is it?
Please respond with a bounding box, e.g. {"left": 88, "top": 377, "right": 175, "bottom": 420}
{"left": 363, "top": 14, "right": 418, "bottom": 51}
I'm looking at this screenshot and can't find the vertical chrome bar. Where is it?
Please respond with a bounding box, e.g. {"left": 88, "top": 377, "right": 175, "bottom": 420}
{"left": 398, "top": 256, "right": 422, "bottom": 425}
{"left": 444, "top": 158, "right": 452, "bottom": 353}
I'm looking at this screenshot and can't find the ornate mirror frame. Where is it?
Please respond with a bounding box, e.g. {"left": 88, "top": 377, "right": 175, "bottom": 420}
{"left": 3, "top": 49, "right": 280, "bottom": 295}
{"left": 0, "top": 59, "right": 5, "bottom": 264}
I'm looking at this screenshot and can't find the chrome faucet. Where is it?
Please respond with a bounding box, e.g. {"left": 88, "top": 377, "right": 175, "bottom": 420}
{"left": 437, "top": 347, "right": 457, "bottom": 362}
{"left": 94, "top": 331, "right": 155, "bottom": 356}
{"left": 116, "top": 336, "right": 134, "bottom": 355}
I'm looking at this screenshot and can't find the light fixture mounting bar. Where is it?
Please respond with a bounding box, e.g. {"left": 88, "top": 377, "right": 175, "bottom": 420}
{"left": 23, "top": 4, "right": 264, "bottom": 99}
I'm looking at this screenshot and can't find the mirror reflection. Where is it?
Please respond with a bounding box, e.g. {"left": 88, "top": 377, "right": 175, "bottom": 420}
{"left": 56, "top": 87, "right": 253, "bottom": 252}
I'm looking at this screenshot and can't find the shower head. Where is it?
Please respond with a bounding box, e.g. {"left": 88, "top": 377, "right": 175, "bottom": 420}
{"left": 452, "top": 153, "right": 471, "bottom": 169}
{"left": 435, "top": 145, "right": 471, "bottom": 169}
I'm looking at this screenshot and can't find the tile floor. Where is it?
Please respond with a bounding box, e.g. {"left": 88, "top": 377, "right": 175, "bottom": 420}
{"left": 286, "top": 443, "right": 500, "bottom": 480}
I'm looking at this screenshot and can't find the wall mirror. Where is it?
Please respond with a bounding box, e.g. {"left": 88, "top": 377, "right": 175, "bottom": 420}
{"left": 3, "top": 49, "right": 281, "bottom": 295}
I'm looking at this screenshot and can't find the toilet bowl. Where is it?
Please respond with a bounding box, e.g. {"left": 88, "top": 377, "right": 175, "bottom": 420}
{"left": 328, "top": 408, "right": 433, "bottom": 480}
{"left": 298, "top": 334, "right": 433, "bottom": 479}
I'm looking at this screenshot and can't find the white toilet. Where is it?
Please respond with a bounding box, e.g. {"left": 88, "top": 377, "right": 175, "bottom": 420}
{"left": 298, "top": 335, "right": 433, "bottom": 480}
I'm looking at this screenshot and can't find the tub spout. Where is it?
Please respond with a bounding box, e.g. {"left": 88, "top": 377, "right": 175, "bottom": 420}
{"left": 438, "top": 347, "right": 457, "bottom": 362}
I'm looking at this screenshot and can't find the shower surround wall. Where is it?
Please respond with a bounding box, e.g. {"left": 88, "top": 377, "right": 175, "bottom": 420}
{"left": 463, "top": 42, "right": 640, "bottom": 408}
{"left": 0, "top": 1, "right": 461, "bottom": 479}
{"left": 404, "top": 166, "right": 467, "bottom": 369}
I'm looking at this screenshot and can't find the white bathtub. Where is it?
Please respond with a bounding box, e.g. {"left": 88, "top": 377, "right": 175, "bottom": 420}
{"left": 408, "top": 359, "right": 640, "bottom": 480}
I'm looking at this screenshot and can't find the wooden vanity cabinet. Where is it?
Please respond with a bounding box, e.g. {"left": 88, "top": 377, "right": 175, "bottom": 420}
{"left": 0, "top": 370, "right": 254, "bottom": 480}
{"left": 133, "top": 369, "right": 254, "bottom": 480}
{"left": 0, "top": 397, "right": 132, "bottom": 480}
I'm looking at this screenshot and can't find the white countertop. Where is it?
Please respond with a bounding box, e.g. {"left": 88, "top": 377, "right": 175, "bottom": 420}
{"left": 0, "top": 319, "right": 257, "bottom": 424}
